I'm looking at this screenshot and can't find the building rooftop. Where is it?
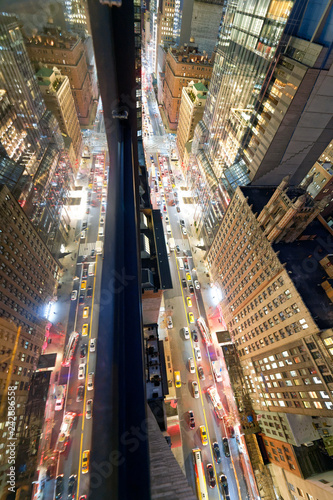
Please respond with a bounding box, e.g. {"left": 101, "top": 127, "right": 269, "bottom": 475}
{"left": 241, "top": 186, "right": 333, "bottom": 330}
{"left": 36, "top": 67, "right": 53, "bottom": 78}
{"left": 193, "top": 81, "right": 207, "bottom": 92}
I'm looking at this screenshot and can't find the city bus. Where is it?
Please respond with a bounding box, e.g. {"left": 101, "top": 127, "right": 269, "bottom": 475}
{"left": 197, "top": 317, "right": 212, "bottom": 345}
{"left": 192, "top": 448, "right": 208, "bottom": 500}
{"left": 62, "top": 332, "right": 79, "bottom": 367}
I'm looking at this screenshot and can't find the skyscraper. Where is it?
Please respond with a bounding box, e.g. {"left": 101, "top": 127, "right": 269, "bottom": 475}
{"left": 192, "top": 0, "right": 333, "bottom": 240}
{"left": 36, "top": 67, "right": 82, "bottom": 160}
{"left": 0, "top": 13, "right": 47, "bottom": 176}
{"left": 63, "top": 0, "right": 92, "bottom": 37}
{"left": 0, "top": 184, "right": 58, "bottom": 494}
{"left": 26, "top": 26, "right": 95, "bottom": 126}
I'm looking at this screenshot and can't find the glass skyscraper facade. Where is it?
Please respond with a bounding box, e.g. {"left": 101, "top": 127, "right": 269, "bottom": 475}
{"left": 192, "top": 0, "right": 333, "bottom": 243}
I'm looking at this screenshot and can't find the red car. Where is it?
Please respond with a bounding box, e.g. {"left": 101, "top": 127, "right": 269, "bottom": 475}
{"left": 163, "top": 205, "right": 167, "bottom": 212}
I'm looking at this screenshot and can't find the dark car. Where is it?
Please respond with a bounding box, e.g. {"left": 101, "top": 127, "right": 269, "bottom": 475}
{"left": 188, "top": 410, "right": 195, "bottom": 429}
{"left": 76, "top": 385, "right": 84, "bottom": 402}
{"left": 206, "top": 464, "right": 216, "bottom": 488}
{"left": 213, "top": 442, "right": 221, "bottom": 463}
{"left": 55, "top": 474, "right": 64, "bottom": 500}
{"left": 86, "top": 207, "right": 90, "bottom": 214}
{"left": 176, "top": 245, "right": 180, "bottom": 253}
{"left": 176, "top": 206, "right": 181, "bottom": 213}
{"left": 223, "top": 437, "right": 230, "bottom": 457}
{"left": 82, "top": 221, "right": 87, "bottom": 229}
{"left": 80, "top": 344, "right": 87, "bottom": 359}
{"left": 189, "top": 285, "right": 194, "bottom": 294}
{"left": 82, "top": 267, "right": 88, "bottom": 279}
{"left": 79, "top": 294, "right": 85, "bottom": 305}
{"left": 219, "top": 474, "right": 229, "bottom": 498}
{"left": 198, "top": 366, "right": 205, "bottom": 380}
{"left": 192, "top": 329, "right": 198, "bottom": 343}
{"left": 67, "top": 474, "right": 77, "bottom": 500}
{"left": 87, "top": 286, "right": 93, "bottom": 298}
{"left": 90, "top": 249, "right": 96, "bottom": 258}
{"left": 181, "top": 278, "right": 187, "bottom": 288}
{"left": 180, "top": 219, "right": 185, "bottom": 227}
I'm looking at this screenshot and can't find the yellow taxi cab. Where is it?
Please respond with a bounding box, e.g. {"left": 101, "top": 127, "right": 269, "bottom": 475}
{"left": 83, "top": 307, "right": 89, "bottom": 319}
{"left": 188, "top": 312, "right": 195, "bottom": 324}
{"left": 159, "top": 181, "right": 162, "bottom": 187}
{"left": 186, "top": 297, "right": 192, "bottom": 308}
{"left": 82, "top": 324, "right": 89, "bottom": 336}
{"left": 82, "top": 450, "right": 90, "bottom": 473}
{"left": 81, "top": 280, "right": 87, "bottom": 290}
{"left": 186, "top": 272, "right": 191, "bottom": 281}
{"left": 200, "top": 425, "right": 208, "bottom": 446}
{"left": 174, "top": 371, "right": 181, "bottom": 388}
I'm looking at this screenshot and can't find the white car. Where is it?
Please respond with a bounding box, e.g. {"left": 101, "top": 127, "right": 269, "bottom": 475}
{"left": 188, "top": 357, "right": 195, "bottom": 374}
{"left": 182, "top": 227, "right": 187, "bottom": 236}
{"left": 194, "top": 280, "right": 200, "bottom": 290}
{"left": 192, "top": 381, "right": 199, "bottom": 399}
{"left": 194, "top": 346, "right": 202, "bottom": 362}
{"left": 90, "top": 338, "right": 96, "bottom": 352}
{"left": 88, "top": 372, "right": 94, "bottom": 391}
{"left": 71, "top": 290, "right": 77, "bottom": 301}
{"left": 86, "top": 399, "right": 93, "bottom": 419}
{"left": 167, "top": 316, "right": 173, "bottom": 329}
{"left": 183, "top": 327, "right": 190, "bottom": 340}
{"left": 78, "top": 364, "right": 85, "bottom": 380}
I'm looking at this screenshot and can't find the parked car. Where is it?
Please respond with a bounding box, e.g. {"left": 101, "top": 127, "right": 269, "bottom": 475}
{"left": 82, "top": 450, "right": 90, "bottom": 474}
{"left": 194, "top": 280, "right": 200, "bottom": 289}
{"left": 198, "top": 366, "right": 205, "bottom": 380}
{"left": 167, "top": 316, "right": 173, "bottom": 329}
{"left": 192, "top": 329, "right": 198, "bottom": 343}
{"left": 189, "top": 284, "right": 194, "bottom": 294}
{"left": 87, "top": 372, "right": 94, "bottom": 391}
{"left": 90, "top": 338, "right": 96, "bottom": 352}
{"left": 222, "top": 437, "right": 230, "bottom": 457}
{"left": 86, "top": 399, "right": 93, "bottom": 419}
{"left": 213, "top": 442, "right": 221, "bottom": 463}
{"left": 194, "top": 346, "right": 202, "bottom": 361}
{"left": 206, "top": 464, "right": 216, "bottom": 488}
{"left": 176, "top": 206, "right": 180, "bottom": 213}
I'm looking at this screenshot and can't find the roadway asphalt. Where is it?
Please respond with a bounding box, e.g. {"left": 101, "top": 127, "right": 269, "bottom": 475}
{"left": 144, "top": 85, "right": 249, "bottom": 499}
{"left": 42, "top": 150, "right": 107, "bottom": 500}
